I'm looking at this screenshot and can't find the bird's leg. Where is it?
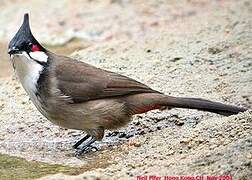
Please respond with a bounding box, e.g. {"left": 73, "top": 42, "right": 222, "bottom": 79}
{"left": 75, "top": 137, "right": 97, "bottom": 156}
{"left": 73, "top": 134, "right": 90, "bottom": 149}
{"left": 74, "top": 128, "right": 104, "bottom": 156}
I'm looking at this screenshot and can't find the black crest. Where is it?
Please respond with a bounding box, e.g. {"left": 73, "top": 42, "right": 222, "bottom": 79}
{"left": 8, "top": 13, "right": 44, "bottom": 54}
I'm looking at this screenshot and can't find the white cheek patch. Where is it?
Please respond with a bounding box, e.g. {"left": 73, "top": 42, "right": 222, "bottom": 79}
{"left": 29, "top": 51, "right": 48, "bottom": 62}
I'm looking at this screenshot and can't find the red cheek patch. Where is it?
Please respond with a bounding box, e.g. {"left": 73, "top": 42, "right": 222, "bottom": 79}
{"left": 32, "top": 44, "right": 40, "bottom": 52}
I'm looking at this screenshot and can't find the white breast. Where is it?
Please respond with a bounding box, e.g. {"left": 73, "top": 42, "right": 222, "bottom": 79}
{"left": 11, "top": 52, "right": 44, "bottom": 100}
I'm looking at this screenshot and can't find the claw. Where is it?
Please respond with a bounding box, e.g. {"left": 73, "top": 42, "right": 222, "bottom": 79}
{"left": 74, "top": 137, "right": 97, "bottom": 156}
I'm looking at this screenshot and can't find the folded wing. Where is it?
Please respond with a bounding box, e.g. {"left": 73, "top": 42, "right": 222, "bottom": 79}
{"left": 55, "top": 56, "right": 157, "bottom": 103}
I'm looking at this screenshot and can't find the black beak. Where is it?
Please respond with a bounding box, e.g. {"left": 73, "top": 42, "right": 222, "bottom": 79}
{"left": 8, "top": 47, "right": 20, "bottom": 55}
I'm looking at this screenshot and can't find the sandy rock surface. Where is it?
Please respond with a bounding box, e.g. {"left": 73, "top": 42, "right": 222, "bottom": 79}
{"left": 0, "top": 0, "right": 251, "bottom": 179}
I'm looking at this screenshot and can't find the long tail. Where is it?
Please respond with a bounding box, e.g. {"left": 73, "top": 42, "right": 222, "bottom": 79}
{"left": 160, "top": 96, "right": 247, "bottom": 116}
{"left": 127, "top": 93, "right": 247, "bottom": 116}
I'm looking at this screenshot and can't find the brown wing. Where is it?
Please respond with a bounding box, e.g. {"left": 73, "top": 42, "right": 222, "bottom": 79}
{"left": 53, "top": 54, "right": 157, "bottom": 103}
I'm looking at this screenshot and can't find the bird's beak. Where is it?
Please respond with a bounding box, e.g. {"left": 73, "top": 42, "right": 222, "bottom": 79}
{"left": 8, "top": 47, "right": 20, "bottom": 55}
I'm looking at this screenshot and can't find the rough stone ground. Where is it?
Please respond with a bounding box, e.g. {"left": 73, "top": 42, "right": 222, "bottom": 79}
{"left": 0, "top": 0, "right": 251, "bottom": 179}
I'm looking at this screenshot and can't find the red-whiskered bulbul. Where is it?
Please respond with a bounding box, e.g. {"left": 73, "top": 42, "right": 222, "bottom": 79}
{"left": 8, "top": 14, "right": 247, "bottom": 155}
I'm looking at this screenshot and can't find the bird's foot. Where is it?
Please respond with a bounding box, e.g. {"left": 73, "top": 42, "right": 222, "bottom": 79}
{"left": 75, "top": 144, "right": 99, "bottom": 156}
{"left": 74, "top": 136, "right": 99, "bottom": 156}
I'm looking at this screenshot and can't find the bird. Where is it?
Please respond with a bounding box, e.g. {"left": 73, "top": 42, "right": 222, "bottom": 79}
{"left": 8, "top": 13, "right": 247, "bottom": 155}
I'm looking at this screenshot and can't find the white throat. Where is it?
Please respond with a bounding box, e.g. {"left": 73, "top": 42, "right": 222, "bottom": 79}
{"left": 11, "top": 51, "right": 48, "bottom": 98}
